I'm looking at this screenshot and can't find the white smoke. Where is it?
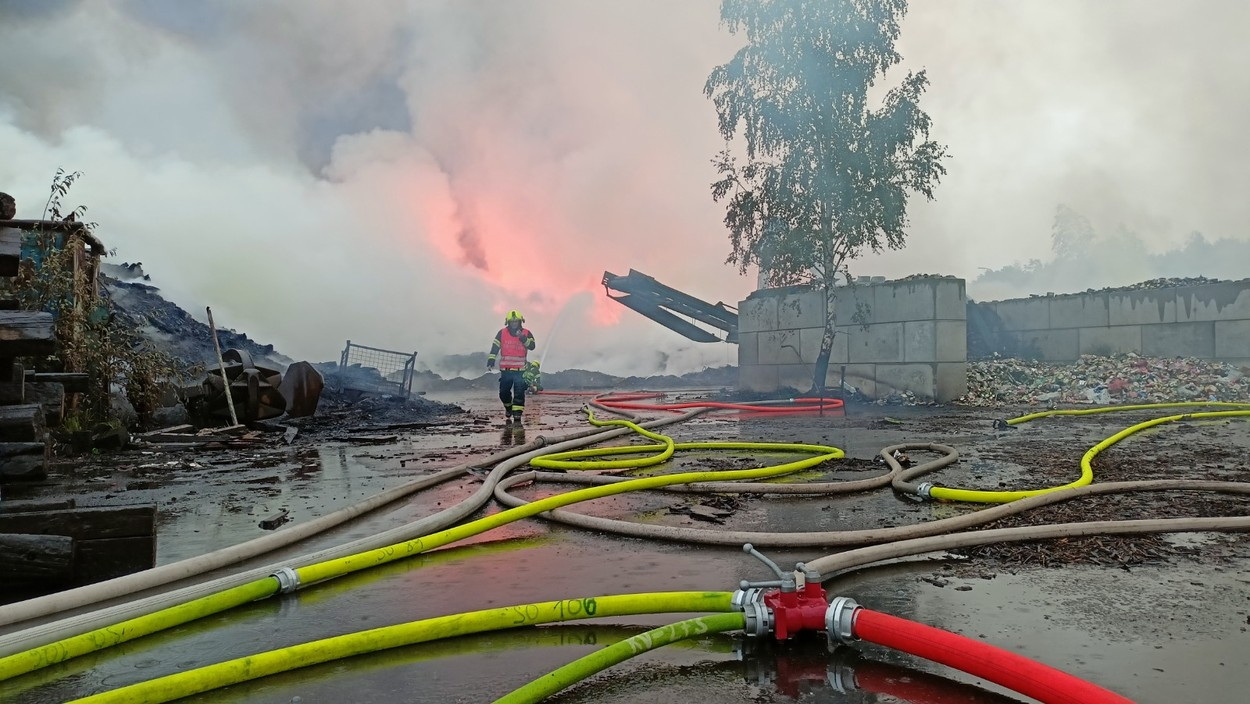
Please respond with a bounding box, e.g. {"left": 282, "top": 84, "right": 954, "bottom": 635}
{"left": 2, "top": 1, "right": 1247, "bottom": 373}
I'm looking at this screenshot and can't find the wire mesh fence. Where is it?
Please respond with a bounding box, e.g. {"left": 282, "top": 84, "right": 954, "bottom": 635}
{"left": 338, "top": 341, "right": 417, "bottom": 398}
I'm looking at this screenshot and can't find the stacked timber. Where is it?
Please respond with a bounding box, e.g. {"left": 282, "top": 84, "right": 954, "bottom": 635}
{"left": 0, "top": 221, "right": 65, "bottom": 483}
{"left": 0, "top": 502, "right": 157, "bottom": 592}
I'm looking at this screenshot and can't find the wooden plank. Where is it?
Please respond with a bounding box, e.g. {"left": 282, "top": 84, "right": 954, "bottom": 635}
{"left": 0, "top": 533, "right": 74, "bottom": 581}
{"left": 26, "top": 382, "right": 64, "bottom": 427}
{"left": 0, "top": 227, "right": 20, "bottom": 278}
{"left": 145, "top": 432, "right": 227, "bottom": 443}
{"left": 23, "top": 372, "right": 88, "bottom": 393}
{"left": 0, "top": 505, "right": 156, "bottom": 540}
{"left": 0, "top": 404, "right": 43, "bottom": 442}
{"left": 0, "top": 455, "right": 46, "bottom": 482}
{"left": 0, "top": 499, "right": 75, "bottom": 514}
{"left": 74, "top": 536, "right": 156, "bottom": 584}
{"left": 0, "top": 442, "right": 45, "bottom": 459}
{"left": 0, "top": 382, "right": 22, "bottom": 404}
{"left": 3, "top": 360, "right": 21, "bottom": 384}
{"left": 141, "top": 424, "right": 194, "bottom": 437}
{"left": 0, "top": 311, "right": 55, "bottom": 357}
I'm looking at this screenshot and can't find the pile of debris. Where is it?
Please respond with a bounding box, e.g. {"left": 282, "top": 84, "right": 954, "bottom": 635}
{"left": 1023, "top": 276, "right": 1232, "bottom": 299}
{"left": 101, "top": 264, "right": 289, "bottom": 370}
{"left": 889, "top": 273, "right": 961, "bottom": 282}
{"left": 1109, "top": 276, "right": 1224, "bottom": 291}
{"left": 410, "top": 365, "right": 739, "bottom": 395}
{"left": 959, "top": 353, "right": 1250, "bottom": 406}
{"left": 130, "top": 423, "right": 270, "bottom": 451}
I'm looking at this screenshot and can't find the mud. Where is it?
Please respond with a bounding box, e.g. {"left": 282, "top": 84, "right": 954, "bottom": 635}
{"left": 2, "top": 390, "right": 1249, "bottom": 703}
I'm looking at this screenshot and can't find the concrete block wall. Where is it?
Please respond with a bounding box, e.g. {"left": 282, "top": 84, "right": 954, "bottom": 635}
{"left": 985, "top": 279, "right": 1250, "bottom": 366}
{"left": 738, "top": 277, "right": 967, "bottom": 402}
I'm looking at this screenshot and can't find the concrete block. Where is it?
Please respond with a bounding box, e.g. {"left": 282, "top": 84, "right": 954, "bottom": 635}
{"left": 831, "top": 285, "right": 874, "bottom": 326}
{"left": 873, "top": 281, "right": 936, "bottom": 323}
{"left": 1010, "top": 329, "right": 1079, "bottom": 361}
{"left": 848, "top": 322, "right": 903, "bottom": 363}
{"left": 935, "top": 362, "right": 968, "bottom": 402}
{"left": 875, "top": 363, "right": 936, "bottom": 398}
{"left": 738, "top": 296, "right": 779, "bottom": 333}
{"left": 1176, "top": 281, "right": 1250, "bottom": 322}
{"left": 1049, "top": 293, "right": 1108, "bottom": 328}
{"left": 1215, "top": 320, "right": 1250, "bottom": 359}
{"left": 935, "top": 321, "right": 967, "bottom": 362}
{"left": 1142, "top": 322, "right": 1215, "bottom": 358}
{"left": 934, "top": 279, "right": 967, "bottom": 320}
{"left": 737, "top": 332, "right": 760, "bottom": 366}
{"left": 903, "top": 321, "right": 936, "bottom": 363}
{"left": 829, "top": 363, "right": 876, "bottom": 398}
{"left": 758, "top": 330, "right": 803, "bottom": 365}
{"left": 1108, "top": 290, "right": 1177, "bottom": 326}
{"left": 992, "top": 298, "right": 1050, "bottom": 332}
{"left": 777, "top": 291, "right": 825, "bottom": 329}
{"left": 738, "top": 365, "right": 779, "bottom": 392}
{"left": 1078, "top": 326, "right": 1142, "bottom": 356}
{"left": 777, "top": 364, "right": 815, "bottom": 391}
{"left": 800, "top": 327, "right": 847, "bottom": 364}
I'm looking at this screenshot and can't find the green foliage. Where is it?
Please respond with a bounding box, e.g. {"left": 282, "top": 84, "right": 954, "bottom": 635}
{"left": 707, "top": 0, "right": 947, "bottom": 288}
{"left": 5, "top": 170, "right": 181, "bottom": 427}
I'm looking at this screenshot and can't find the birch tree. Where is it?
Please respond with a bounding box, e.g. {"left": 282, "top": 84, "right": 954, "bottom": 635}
{"left": 706, "top": 0, "right": 948, "bottom": 393}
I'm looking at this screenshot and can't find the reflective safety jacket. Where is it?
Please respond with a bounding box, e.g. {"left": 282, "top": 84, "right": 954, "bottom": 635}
{"left": 489, "top": 327, "right": 535, "bottom": 370}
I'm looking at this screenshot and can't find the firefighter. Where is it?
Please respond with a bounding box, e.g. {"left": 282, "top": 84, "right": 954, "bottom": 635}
{"left": 486, "top": 310, "right": 536, "bottom": 422}
{"left": 522, "top": 360, "right": 543, "bottom": 393}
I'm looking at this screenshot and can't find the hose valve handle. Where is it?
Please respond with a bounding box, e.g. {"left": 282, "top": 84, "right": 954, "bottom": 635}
{"left": 742, "top": 543, "right": 796, "bottom": 592}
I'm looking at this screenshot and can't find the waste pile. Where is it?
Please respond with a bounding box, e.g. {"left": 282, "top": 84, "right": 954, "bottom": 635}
{"left": 1108, "top": 276, "right": 1224, "bottom": 291}
{"left": 103, "top": 272, "right": 290, "bottom": 370}
{"left": 183, "top": 349, "right": 287, "bottom": 424}
{"left": 1021, "top": 276, "right": 1232, "bottom": 298}
{"left": 959, "top": 353, "right": 1250, "bottom": 406}
{"left": 409, "top": 365, "right": 739, "bottom": 395}
{"left": 889, "top": 273, "right": 960, "bottom": 282}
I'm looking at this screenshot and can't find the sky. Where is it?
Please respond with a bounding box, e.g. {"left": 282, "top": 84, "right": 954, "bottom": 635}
{"left": 2, "top": 1, "right": 1248, "bottom": 376}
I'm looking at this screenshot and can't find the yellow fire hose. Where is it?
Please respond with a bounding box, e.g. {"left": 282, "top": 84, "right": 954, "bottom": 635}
{"left": 493, "top": 612, "right": 747, "bottom": 704}
{"left": 64, "top": 592, "right": 733, "bottom": 704}
{"left": 905, "top": 403, "right": 1250, "bottom": 503}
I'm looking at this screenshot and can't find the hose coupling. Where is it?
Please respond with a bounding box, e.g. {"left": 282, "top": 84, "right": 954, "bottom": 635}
{"left": 732, "top": 587, "right": 773, "bottom": 638}
{"left": 915, "top": 482, "right": 934, "bottom": 499}
{"left": 824, "top": 596, "right": 860, "bottom": 646}
{"left": 270, "top": 567, "right": 301, "bottom": 594}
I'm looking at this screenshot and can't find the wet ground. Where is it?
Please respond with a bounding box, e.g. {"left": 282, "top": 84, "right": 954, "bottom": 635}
{"left": 2, "top": 390, "right": 1249, "bottom": 703}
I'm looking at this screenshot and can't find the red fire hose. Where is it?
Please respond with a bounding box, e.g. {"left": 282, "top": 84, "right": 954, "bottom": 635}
{"left": 594, "top": 396, "right": 845, "bottom": 413}
{"left": 853, "top": 608, "right": 1134, "bottom": 704}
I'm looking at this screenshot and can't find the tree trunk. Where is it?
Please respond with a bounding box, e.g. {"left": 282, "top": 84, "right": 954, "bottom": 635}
{"left": 810, "top": 285, "right": 839, "bottom": 395}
